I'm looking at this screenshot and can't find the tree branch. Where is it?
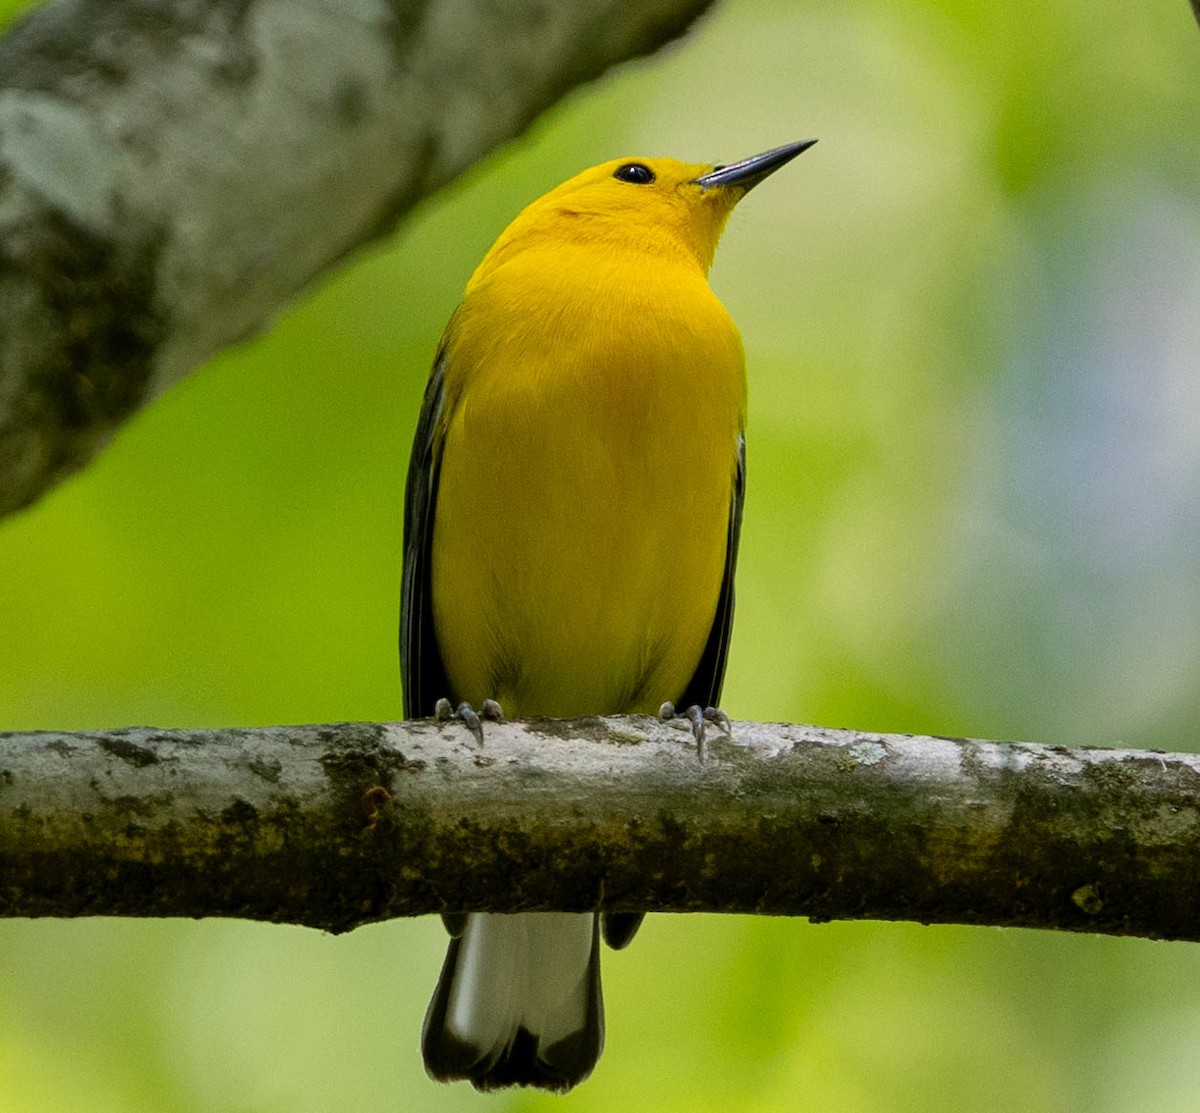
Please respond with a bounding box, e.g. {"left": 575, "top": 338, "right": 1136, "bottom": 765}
{"left": 0, "top": 0, "right": 714, "bottom": 518}
{"left": 2, "top": 716, "right": 1198, "bottom": 941}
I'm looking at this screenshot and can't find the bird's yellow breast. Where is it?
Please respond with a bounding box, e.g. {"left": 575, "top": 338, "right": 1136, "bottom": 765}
{"left": 430, "top": 242, "right": 745, "bottom": 717}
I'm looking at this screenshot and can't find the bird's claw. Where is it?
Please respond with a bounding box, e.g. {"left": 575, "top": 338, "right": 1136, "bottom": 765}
{"left": 434, "top": 697, "right": 505, "bottom": 746}
{"left": 658, "top": 701, "right": 731, "bottom": 761}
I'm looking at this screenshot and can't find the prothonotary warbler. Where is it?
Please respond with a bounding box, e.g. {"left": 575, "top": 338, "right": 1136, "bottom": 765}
{"left": 401, "top": 140, "right": 816, "bottom": 1092}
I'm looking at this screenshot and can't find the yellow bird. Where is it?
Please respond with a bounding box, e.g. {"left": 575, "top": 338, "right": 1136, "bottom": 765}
{"left": 401, "top": 140, "right": 815, "bottom": 1091}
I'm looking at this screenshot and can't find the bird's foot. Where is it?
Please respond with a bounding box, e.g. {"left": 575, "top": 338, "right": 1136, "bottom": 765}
{"left": 434, "top": 698, "right": 505, "bottom": 746}
{"left": 658, "top": 702, "right": 731, "bottom": 761}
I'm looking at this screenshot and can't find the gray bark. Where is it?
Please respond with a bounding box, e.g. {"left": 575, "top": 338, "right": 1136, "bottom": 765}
{"left": 0, "top": 0, "right": 714, "bottom": 518}
{"left": 2, "top": 716, "right": 1198, "bottom": 940}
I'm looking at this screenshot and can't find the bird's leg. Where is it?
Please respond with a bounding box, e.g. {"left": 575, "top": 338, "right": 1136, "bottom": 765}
{"left": 658, "top": 702, "right": 731, "bottom": 761}
{"left": 434, "top": 697, "right": 505, "bottom": 746}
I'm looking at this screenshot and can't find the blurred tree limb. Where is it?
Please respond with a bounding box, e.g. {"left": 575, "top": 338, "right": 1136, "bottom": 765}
{"left": 0, "top": 0, "right": 714, "bottom": 519}
{"left": 3, "top": 716, "right": 1199, "bottom": 941}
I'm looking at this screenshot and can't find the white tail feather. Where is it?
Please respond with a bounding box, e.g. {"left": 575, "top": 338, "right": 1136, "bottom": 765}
{"left": 446, "top": 912, "right": 594, "bottom": 1055}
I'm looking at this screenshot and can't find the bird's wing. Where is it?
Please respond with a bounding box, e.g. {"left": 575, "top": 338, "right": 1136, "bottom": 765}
{"left": 400, "top": 349, "right": 453, "bottom": 719}
{"left": 677, "top": 431, "right": 746, "bottom": 712}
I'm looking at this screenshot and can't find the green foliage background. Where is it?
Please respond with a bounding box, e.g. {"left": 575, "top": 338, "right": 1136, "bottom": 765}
{"left": 2, "top": 0, "right": 1200, "bottom": 1109}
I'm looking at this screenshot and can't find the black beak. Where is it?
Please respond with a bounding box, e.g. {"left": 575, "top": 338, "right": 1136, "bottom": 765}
{"left": 692, "top": 139, "right": 817, "bottom": 192}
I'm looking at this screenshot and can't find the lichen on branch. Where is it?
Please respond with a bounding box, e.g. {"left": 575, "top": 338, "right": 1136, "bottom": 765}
{"left": 1, "top": 716, "right": 1198, "bottom": 941}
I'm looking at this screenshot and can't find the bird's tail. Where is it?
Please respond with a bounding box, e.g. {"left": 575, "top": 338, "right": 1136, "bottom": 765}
{"left": 421, "top": 911, "right": 603, "bottom": 1092}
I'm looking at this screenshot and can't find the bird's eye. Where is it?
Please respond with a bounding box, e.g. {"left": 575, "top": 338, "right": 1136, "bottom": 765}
{"left": 613, "top": 163, "right": 655, "bottom": 185}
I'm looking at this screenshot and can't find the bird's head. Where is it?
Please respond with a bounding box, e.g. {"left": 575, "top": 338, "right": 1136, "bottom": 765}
{"left": 468, "top": 141, "right": 816, "bottom": 284}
